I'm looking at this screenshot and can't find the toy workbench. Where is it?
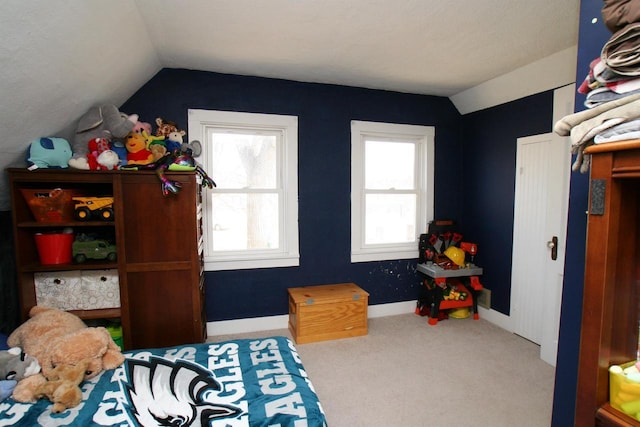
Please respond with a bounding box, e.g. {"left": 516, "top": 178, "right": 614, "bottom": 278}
{"left": 416, "top": 262, "right": 484, "bottom": 325}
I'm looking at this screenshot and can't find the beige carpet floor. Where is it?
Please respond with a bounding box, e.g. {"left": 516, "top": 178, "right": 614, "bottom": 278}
{"left": 211, "top": 313, "right": 555, "bottom": 427}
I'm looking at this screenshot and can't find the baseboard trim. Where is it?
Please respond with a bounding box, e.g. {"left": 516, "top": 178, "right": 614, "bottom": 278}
{"left": 207, "top": 300, "right": 512, "bottom": 336}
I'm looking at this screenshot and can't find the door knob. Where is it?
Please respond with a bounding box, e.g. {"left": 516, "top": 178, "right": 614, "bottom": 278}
{"left": 547, "top": 236, "right": 558, "bottom": 260}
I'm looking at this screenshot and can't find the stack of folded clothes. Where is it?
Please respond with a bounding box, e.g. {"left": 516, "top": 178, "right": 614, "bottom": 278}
{"left": 555, "top": 0, "right": 640, "bottom": 172}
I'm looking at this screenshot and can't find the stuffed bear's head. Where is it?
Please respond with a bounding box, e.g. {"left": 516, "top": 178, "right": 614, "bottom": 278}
{"left": 41, "top": 327, "right": 124, "bottom": 381}
{"left": 125, "top": 132, "right": 148, "bottom": 155}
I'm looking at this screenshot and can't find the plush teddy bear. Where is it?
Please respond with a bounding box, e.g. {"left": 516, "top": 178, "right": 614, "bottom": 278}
{"left": 34, "top": 359, "right": 89, "bottom": 413}
{"left": 69, "top": 104, "right": 138, "bottom": 169}
{"left": 7, "top": 306, "right": 124, "bottom": 404}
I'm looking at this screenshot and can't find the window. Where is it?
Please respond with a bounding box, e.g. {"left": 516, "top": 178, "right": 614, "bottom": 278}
{"left": 351, "top": 120, "right": 434, "bottom": 262}
{"left": 188, "top": 109, "right": 299, "bottom": 271}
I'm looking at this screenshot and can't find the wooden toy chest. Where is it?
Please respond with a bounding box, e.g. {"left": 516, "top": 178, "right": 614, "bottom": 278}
{"left": 288, "top": 283, "right": 369, "bottom": 344}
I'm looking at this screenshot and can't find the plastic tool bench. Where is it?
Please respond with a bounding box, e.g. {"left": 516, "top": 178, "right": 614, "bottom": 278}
{"left": 416, "top": 262, "right": 484, "bottom": 325}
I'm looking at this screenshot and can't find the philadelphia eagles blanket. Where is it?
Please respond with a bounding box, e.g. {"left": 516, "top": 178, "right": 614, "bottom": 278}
{"left": 0, "top": 336, "right": 327, "bottom": 426}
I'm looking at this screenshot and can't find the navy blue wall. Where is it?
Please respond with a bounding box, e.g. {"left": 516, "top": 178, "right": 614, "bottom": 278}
{"left": 551, "top": 1, "right": 610, "bottom": 425}
{"left": 121, "top": 69, "right": 464, "bottom": 321}
{"left": 460, "top": 93, "right": 554, "bottom": 314}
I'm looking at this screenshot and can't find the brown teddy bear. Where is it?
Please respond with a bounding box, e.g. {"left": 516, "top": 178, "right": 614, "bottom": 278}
{"left": 7, "top": 306, "right": 124, "bottom": 404}
{"left": 34, "top": 359, "right": 89, "bottom": 413}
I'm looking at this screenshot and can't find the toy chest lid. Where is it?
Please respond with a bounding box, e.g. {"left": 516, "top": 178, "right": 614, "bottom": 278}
{"left": 288, "top": 283, "right": 369, "bottom": 306}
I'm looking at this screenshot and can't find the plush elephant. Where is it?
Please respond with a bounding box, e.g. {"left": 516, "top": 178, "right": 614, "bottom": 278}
{"left": 69, "top": 104, "right": 138, "bottom": 169}
{"left": 26, "top": 137, "right": 72, "bottom": 169}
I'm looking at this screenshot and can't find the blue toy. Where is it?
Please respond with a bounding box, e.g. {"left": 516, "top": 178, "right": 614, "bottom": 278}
{"left": 0, "top": 380, "right": 16, "bottom": 402}
{"left": 27, "top": 137, "right": 72, "bottom": 169}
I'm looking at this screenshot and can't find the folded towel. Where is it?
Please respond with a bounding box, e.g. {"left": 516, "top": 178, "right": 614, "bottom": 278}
{"left": 554, "top": 93, "right": 640, "bottom": 136}
{"left": 602, "top": 22, "right": 640, "bottom": 75}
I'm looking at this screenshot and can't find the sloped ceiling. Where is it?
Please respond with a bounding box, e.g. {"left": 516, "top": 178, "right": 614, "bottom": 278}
{"left": 0, "top": 0, "right": 580, "bottom": 210}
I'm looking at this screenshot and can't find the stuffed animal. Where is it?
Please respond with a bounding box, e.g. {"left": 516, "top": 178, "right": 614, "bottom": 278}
{"left": 182, "top": 140, "right": 202, "bottom": 157}
{"left": 69, "top": 104, "right": 138, "bottom": 169}
{"left": 142, "top": 129, "right": 167, "bottom": 161}
{"left": 122, "top": 145, "right": 216, "bottom": 196}
{"left": 111, "top": 139, "right": 128, "bottom": 166}
{"left": 0, "top": 347, "right": 41, "bottom": 381}
{"left": 155, "top": 117, "right": 185, "bottom": 152}
{"left": 131, "top": 119, "right": 152, "bottom": 136}
{"left": 155, "top": 117, "right": 180, "bottom": 138}
{"left": 165, "top": 130, "right": 186, "bottom": 152}
{"left": 149, "top": 140, "right": 168, "bottom": 161}
{"left": 86, "top": 137, "right": 120, "bottom": 170}
{"left": 124, "top": 132, "right": 154, "bottom": 165}
{"left": 7, "top": 306, "right": 124, "bottom": 404}
{"left": 0, "top": 347, "right": 40, "bottom": 402}
{"left": 34, "top": 359, "right": 89, "bottom": 413}
{"left": 0, "top": 380, "right": 16, "bottom": 402}
{"left": 26, "top": 137, "right": 73, "bottom": 170}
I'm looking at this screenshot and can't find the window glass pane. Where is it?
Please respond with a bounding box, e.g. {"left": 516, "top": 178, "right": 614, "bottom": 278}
{"left": 208, "top": 130, "right": 277, "bottom": 189}
{"left": 365, "top": 140, "right": 415, "bottom": 190}
{"left": 364, "top": 194, "right": 416, "bottom": 244}
{"left": 211, "top": 193, "right": 279, "bottom": 251}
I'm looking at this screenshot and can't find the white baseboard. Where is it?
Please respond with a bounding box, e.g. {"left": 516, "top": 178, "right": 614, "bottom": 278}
{"left": 478, "top": 305, "right": 513, "bottom": 332}
{"left": 207, "top": 300, "right": 512, "bottom": 336}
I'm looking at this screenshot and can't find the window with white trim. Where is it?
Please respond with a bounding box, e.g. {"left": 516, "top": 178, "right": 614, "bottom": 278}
{"left": 351, "top": 120, "right": 434, "bottom": 263}
{"left": 188, "top": 109, "right": 299, "bottom": 271}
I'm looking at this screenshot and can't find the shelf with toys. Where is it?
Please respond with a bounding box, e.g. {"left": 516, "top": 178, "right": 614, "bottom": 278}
{"left": 8, "top": 167, "right": 209, "bottom": 350}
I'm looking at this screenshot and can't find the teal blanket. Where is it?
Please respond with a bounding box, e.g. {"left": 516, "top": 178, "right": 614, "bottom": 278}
{"left": 0, "top": 336, "right": 327, "bottom": 426}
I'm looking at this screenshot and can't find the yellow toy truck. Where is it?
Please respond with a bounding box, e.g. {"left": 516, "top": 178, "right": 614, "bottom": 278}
{"left": 72, "top": 196, "right": 114, "bottom": 221}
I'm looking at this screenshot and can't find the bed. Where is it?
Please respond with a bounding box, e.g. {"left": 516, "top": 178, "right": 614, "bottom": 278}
{"left": 0, "top": 336, "right": 327, "bottom": 426}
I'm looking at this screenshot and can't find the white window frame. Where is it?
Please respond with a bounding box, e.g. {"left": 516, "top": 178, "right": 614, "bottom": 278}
{"left": 188, "top": 109, "right": 299, "bottom": 271}
{"left": 351, "top": 120, "right": 434, "bottom": 263}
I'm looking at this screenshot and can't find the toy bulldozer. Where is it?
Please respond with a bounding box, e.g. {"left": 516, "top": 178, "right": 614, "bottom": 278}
{"left": 72, "top": 196, "right": 114, "bottom": 221}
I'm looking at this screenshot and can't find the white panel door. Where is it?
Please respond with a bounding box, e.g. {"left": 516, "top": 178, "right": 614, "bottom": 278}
{"left": 511, "top": 132, "right": 570, "bottom": 366}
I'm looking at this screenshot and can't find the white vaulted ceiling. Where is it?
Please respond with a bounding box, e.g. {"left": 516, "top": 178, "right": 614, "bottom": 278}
{"left": 0, "top": 0, "right": 580, "bottom": 210}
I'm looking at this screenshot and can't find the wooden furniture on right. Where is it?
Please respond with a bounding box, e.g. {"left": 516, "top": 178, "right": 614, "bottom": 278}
{"left": 575, "top": 141, "right": 640, "bottom": 426}
{"left": 288, "top": 283, "right": 369, "bottom": 344}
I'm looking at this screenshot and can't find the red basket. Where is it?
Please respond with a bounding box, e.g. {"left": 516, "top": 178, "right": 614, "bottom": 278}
{"left": 34, "top": 232, "right": 74, "bottom": 265}
{"left": 20, "top": 188, "right": 78, "bottom": 222}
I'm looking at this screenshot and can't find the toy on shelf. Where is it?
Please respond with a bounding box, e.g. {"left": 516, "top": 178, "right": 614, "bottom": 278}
{"left": 69, "top": 104, "right": 138, "bottom": 169}
{"left": 87, "top": 137, "right": 119, "bottom": 170}
{"left": 26, "top": 137, "right": 72, "bottom": 170}
{"left": 155, "top": 118, "right": 187, "bottom": 153}
{"left": 72, "top": 196, "right": 114, "bottom": 221}
{"left": 72, "top": 237, "right": 117, "bottom": 263}
{"left": 124, "top": 131, "right": 154, "bottom": 165}
{"left": 121, "top": 145, "right": 216, "bottom": 196}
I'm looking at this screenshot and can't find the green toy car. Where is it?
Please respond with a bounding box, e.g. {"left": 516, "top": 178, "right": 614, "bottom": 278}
{"left": 72, "top": 239, "right": 117, "bottom": 263}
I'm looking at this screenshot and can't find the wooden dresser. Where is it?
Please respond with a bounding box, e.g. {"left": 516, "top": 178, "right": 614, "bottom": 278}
{"left": 575, "top": 141, "right": 640, "bottom": 426}
{"left": 8, "top": 168, "right": 207, "bottom": 350}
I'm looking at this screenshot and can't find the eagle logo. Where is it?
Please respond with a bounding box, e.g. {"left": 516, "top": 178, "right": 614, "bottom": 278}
{"left": 123, "top": 356, "right": 242, "bottom": 426}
